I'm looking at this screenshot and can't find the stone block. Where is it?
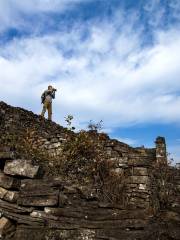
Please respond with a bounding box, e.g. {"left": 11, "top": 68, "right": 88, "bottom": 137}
{"left": 132, "top": 167, "right": 148, "bottom": 176}
{"left": 0, "top": 171, "right": 20, "bottom": 189}
{"left": 18, "top": 194, "right": 59, "bottom": 207}
{"left": 18, "top": 181, "right": 59, "bottom": 206}
{"left": 4, "top": 159, "right": 39, "bottom": 178}
{"left": 64, "top": 186, "right": 77, "bottom": 194}
{"left": 0, "top": 187, "right": 7, "bottom": 200}
{"left": 4, "top": 190, "right": 19, "bottom": 203}
{"left": 0, "top": 187, "right": 18, "bottom": 203}
{"left": 59, "top": 193, "right": 68, "bottom": 207}
{"left": 0, "top": 152, "right": 13, "bottom": 160}
{"left": 126, "top": 176, "right": 150, "bottom": 184}
{"left": 0, "top": 199, "right": 34, "bottom": 214}
{"left": 0, "top": 217, "right": 13, "bottom": 238}
{"left": 20, "top": 179, "right": 63, "bottom": 191}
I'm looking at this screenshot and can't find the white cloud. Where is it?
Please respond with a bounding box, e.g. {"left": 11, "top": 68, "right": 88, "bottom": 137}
{"left": 0, "top": 0, "right": 92, "bottom": 32}
{"left": 0, "top": 10, "right": 180, "bottom": 130}
{"left": 143, "top": 0, "right": 180, "bottom": 28}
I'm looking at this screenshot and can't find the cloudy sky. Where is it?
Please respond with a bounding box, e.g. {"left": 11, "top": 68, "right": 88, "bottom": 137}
{"left": 0, "top": 0, "right": 180, "bottom": 162}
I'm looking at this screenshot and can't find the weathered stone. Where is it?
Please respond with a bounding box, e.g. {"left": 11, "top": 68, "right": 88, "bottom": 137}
{"left": 126, "top": 176, "right": 150, "bottom": 184}
{"left": 0, "top": 101, "right": 179, "bottom": 240}
{"left": 4, "top": 160, "right": 39, "bottom": 178}
{"left": 0, "top": 187, "right": 7, "bottom": 198}
{"left": 78, "top": 186, "right": 98, "bottom": 200}
{"left": 0, "top": 152, "right": 13, "bottom": 160}
{"left": 2, "top": 211, "right": 44, "bottom": 227}
{"left": 0, "top": 217, "right": 14, "bottom": 238}
{"left": 139, "top": 183, "right": 148, "bottom": 191}
{"left": 132, "top": 167, "right": 148, "bottom": 176}
{"left": 160, "top": 211, "right": 180, "bottom": 222}
{"left": 59, "top": 193, "right": 69, "bottom": 207}
{"left": 18, "top": 193, "right": 59, "bottom": 207}
{"left": 47, "top": 217, "right": 149, "bottom": 230}
{"left": 0, "top": 187, "right": 18, "bottom": 203}
{"left": 63, "top": 185, "right": 77, "bottom": 194}
{"left": 4, "top": 190, "right": 19, "bottom": 203}
{"left": 44, "top": 207, "right": 150, "bottom": 221}
{"left": 0, "top": 199, "right": 34, "bottom": 214}
{"left": 0, "top": 171, "right": 20, "bottom": 189}
{"left": 20, "top": 178, "right": 63, "bottom": 191}
{"left": 128, "top": 157, "right": 154, "bottom": 166}
{"left": 30, "top": 210, "right": 59, "bottom": 221}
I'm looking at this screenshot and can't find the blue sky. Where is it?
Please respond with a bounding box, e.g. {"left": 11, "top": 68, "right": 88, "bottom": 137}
{"left": 0, "top": 0, "right": 180, "bottom": 163}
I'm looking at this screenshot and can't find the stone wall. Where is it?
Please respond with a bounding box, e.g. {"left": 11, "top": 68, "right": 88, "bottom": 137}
{"left": 0, "top": 101, "right": 179, "bottom": 240}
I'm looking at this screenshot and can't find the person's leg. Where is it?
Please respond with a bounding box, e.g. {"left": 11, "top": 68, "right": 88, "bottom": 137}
{"left": 47, "top": 102, "right": 52, "bottom": 121}
{"left": 41, "top": 101, "right": 48, "bottom": 117}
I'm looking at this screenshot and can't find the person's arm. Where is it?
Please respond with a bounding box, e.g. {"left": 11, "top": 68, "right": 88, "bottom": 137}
{"left": 51, "top": 89, "right": 56, "bottom": 99}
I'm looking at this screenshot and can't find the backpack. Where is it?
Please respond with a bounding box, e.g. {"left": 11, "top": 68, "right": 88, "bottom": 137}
{"left": 41, "top": 91, "right": 46, "bottom": 104}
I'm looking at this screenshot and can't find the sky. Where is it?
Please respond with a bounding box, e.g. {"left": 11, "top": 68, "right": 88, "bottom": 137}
{"left": 0, "top": 0, "right": 180, "bottom": 163}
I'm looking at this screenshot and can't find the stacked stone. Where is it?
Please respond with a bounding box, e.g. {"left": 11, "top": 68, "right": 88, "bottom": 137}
{"left": 0, "top": 147, "right": 40, "bottom": 239}
{"left": 0, "top": 148, "right": 15, "bottom": 238}
{"left": 0, "top": 101, "right": 70, "bottom": 160}
{"left": 102, "top": 141, "right": 157, "bottom": 210}
{"left": 171, "top": 167, "right": 180, "bottom": 213}
{"left": 0, "top": 101, "right": 180, "bottom": 239}
{"left": 0, "top": 146, "right": 157, "bottom": 240}
{"left": 0, "top": 147, "right": 154, "bottom": 240}
{"left": 155, "top": 137, "right": 167, "bottom": 164}
{"left": 124, "top": 149, "right": 157, "bottom": 210}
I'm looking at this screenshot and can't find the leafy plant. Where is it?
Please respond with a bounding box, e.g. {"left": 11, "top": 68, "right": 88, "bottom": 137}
{"left": 64, "top": 115, "right": 75, "bottom": 131}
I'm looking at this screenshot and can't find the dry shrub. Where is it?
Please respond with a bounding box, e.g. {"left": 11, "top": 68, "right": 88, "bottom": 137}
{"left": 62, "top": 130, "right": 126, "bottom": 203}
{"left": 152, "top": 156, "right": 175, "bottom": 209}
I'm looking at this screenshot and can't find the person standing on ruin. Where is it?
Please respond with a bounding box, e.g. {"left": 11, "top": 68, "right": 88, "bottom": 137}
{"left": 40, "top": 85, "right": 57, "bottom": 121}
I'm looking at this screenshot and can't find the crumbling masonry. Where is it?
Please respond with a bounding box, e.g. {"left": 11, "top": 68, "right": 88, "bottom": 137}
{"left": 0, "top": 101, "right": 179, "bottom": 240}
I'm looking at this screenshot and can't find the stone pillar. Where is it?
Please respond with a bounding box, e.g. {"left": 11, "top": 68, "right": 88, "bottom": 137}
{"left": 155, "top": 136, "right": 167, "bottom": 165}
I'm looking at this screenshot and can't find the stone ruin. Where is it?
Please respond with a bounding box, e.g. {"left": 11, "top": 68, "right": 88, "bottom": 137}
{"left": 0, "top": 101, "right": 179, "bottom": 240}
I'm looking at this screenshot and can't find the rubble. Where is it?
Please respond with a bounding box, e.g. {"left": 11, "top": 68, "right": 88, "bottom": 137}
{"left": 0, "top": 101, "right": 179, "bottom": 240}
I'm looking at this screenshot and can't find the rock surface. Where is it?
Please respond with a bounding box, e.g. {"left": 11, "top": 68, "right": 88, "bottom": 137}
{"left": 0, "top": 217, "right": 14, "bottom": 239}
{"left": 4, "top": 160, "right": 39, "bottom": 178}
{"left": 0, "top": 171, "right": 20, "bottom": 189}
{"left": 0, "top": 101, "right": 179, "bottom": 240}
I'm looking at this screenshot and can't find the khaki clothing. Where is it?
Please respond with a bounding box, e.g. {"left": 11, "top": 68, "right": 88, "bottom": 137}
{"left": 41, "top": 99, "right": 52, "bottom": 120}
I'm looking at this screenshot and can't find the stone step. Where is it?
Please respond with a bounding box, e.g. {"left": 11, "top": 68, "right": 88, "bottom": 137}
{"left": 44, "top": 207, "right": 151, "bottom": 220}
{"left": 47, "top": 217, "right": 149, "bottom": 230}
{"left": 0, "top": 187, "right": 19, "bottom": 203}
{"left": 0, "top": 199, "right": 34, "bottom": 214}
{"left": 13, "top": 226, "right": 154, "bottom": 240}
{"left": 20, "top": 178, "right": 63, "bottom": 191}
{"left": 1, "top": 210, "right": 44, "bottom": 227}
{"left": 0, "top": 171, "right": 20, "bottom": 189}
{"left": 4, "top": 160, "right": 39, "bottom": 178}
{"left": 18, "top": 193, "right": 59, "bottom": 207}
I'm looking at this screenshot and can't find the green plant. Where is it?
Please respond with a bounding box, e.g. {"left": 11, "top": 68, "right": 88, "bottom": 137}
{"left": 64, "top": 115, "right": 75, "bottom": 131}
